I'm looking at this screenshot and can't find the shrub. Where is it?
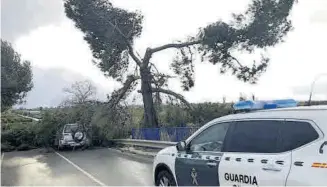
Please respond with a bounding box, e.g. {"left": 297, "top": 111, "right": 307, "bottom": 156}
{"left": 17, "top": 143, "right": 35, "bottom": 151}
{"left": 1, "top": 122, "right": 38, "bottom": 146}
{"left": 1, "top": 143, "right": 15, "bottom": 152}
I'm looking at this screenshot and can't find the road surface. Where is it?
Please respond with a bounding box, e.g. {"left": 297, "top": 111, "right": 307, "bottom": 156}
{"left": 1, "top": 148, "right": 154, "bottom": 186}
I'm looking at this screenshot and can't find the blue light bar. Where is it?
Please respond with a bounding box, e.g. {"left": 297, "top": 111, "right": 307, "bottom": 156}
{"left": 233, "top": 99, "right": 298, "bottom": 111}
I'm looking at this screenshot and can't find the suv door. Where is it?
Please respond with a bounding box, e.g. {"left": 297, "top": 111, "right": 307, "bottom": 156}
{"left": 219, "top": 120, "right": 292, "bottom": 186}
{"left": 175, "top": 122, "right": 231, "bottom": 186}
{"left": 281, "top": 120, "right": 325, "bottom": 186}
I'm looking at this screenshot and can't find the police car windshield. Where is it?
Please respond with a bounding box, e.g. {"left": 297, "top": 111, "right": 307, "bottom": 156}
{"left": 64, "top": 124, "right": 78, "bottom": 133}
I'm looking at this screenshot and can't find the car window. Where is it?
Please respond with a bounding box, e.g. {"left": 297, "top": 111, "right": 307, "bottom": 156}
{"left": 224, "top": 120, "right": 282, "bottom": 153}
{"left": 64, "top": 124, "right": 78, "bottom": 133}
{"left": 279, "top": 121, "right": 319, "bottom": 152}
{"left": 189, "top": 122, "right": 231, "bottom": 152}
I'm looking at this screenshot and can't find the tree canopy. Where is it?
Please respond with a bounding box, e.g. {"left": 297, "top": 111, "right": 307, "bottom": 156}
{"left": 1, "top": 40, "right": 33, "bottom": 112}
{"left": 64, "top": 0, "right": 296, "bottom": 127}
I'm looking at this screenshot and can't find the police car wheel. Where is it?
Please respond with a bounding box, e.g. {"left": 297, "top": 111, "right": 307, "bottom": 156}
{"left": 156, "top": 170, "right": 176, "bottom": 187}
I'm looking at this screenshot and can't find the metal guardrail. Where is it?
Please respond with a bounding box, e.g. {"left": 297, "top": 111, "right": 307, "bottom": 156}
{"left": 113, "top": 139, "right": 177, "bottom": 149}
{"left": 131, "top": 127, "right": 198, "bottom": 142}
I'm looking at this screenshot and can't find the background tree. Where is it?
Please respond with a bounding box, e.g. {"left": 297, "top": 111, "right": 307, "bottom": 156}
{"left": 62, "top": 80, "right": 97, "bottom": 106}
{"left": 64, "top": 0, "right": 296, "bottom": 127}
{"left": 1, "top": 40, "right": 33, "bottom": 112}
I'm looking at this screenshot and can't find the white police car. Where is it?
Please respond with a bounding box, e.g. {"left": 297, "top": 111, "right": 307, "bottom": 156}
{"left": 153, "top": 99, "right": 327, "bottom": 186}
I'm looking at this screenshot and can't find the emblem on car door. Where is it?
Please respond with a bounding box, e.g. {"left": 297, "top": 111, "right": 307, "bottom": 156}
{"left": 191, "top": 168, "right": 198, "bottom": 185}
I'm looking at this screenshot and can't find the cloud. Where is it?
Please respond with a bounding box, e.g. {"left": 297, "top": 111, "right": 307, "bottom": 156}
{"left": 292, "top": 79, "right": 327, "bottom": 100}
{"left": 1, "top": 0, "right": 64, "bottom": 42}
{"left": 16, "top": 66, "right": 111, "bottom": 109}
{"left": 308, "top": 0, "right": 327, "bottom": 24}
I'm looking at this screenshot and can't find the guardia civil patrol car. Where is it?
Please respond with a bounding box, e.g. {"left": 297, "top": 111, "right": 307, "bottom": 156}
{"left": 153, "top": 99, "right": 327, "bottom": 186}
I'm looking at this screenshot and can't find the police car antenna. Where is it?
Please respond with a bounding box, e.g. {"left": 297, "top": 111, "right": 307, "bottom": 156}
{"left": 307, "top": 73, "right": 327, "bottom": 106}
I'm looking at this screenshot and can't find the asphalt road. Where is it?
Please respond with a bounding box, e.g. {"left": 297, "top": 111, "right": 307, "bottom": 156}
{"left": 1, "top": 148, "right": 154, "bottom": 186}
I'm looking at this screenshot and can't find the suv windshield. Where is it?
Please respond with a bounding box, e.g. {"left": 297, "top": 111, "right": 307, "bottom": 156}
{"left": 64, "top": 124, "right": 78, "bottom": 133}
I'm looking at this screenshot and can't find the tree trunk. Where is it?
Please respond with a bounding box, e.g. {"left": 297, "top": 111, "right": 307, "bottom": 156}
{"left": 140, "top": 67, "right": 158, "bottom": 127}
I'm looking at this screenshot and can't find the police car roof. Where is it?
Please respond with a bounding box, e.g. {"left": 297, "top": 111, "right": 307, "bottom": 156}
{"left": 247, "top": 104, "right": 327, "bottom": 113}
{"left": 186, "top": 105, "right": 327, "bottom": 144}
{"left": 211, "top": 105, "right": 327, "bottom": 129}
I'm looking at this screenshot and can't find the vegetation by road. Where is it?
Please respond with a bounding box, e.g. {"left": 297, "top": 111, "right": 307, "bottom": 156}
{"left": 1, "top": 40, "right": 33, "bottom": 112}
{"left": 2, "top": 91, "right": 326, "bottom": 152}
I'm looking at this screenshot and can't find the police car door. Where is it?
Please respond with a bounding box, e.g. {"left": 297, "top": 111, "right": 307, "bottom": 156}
{"left": 220, "top": 120, "right": 292, "bottom": 186}
{"left": 175, "top": 122, "right": 232, "bottom": 186}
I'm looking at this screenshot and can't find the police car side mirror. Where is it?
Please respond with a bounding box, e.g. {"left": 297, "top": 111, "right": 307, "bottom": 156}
{"left": 176, "top": 141, "right": 186, "bottom": 151}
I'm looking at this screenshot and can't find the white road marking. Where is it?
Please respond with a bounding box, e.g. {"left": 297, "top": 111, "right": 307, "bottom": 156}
{"left": 55, "top": 152, "right": 106, "bottom": 186}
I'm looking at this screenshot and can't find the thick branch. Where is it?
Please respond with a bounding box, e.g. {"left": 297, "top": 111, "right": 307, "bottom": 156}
{"left": 150, "top": 40, "right": 201, "bottom": 54}
{"left": 128, "top": 45, "right": 143, "bottom": 66}
{"left": 151, "top": 88, "right": 194, "bottom": 110}
{"left": 109, "top": 75, "right": 140, "bottom": 106}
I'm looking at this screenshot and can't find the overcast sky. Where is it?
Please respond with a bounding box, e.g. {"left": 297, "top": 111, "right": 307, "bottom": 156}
{"left": 2, "top": 0, "right": 327, "bottom": 108}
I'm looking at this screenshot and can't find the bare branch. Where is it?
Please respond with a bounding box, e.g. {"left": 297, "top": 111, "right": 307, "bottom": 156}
{"left": 63, "top": 80, "right": 97, "bottom": 105}
{"left": 149, "top": 63, "right": 160, "bottom": 74}
{"left": 152, "top": 73, "right": 176, "bottom": 79}
{"left": 151, "top": 88, "right": 194, "bottom": 110}
{"left": 150, "top": 40, "right": 201, "bottom": 54}
{"left": 228, "top": 54, "right": 243, "bottom": 67}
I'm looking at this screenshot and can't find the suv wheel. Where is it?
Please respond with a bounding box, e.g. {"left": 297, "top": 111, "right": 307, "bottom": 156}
{"left": 156, "top": 170, "right": 176, "bottom": 187}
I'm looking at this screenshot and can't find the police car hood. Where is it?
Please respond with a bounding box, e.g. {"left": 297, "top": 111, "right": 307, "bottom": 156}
{"left": 157, "top": 145, "right": 177, "bottom": 155}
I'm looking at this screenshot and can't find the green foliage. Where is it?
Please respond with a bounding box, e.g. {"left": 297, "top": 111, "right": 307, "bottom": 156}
{"left": 128, "top": 106, "right": 144, "bottom": 128}
{"left": 1, "top": 40, "right": 33, "bottom": 112}
{"left": 64, "top": 0, "right": 143, "bottom": 81}
{"left": 1, "top": 143, "right": 16, "bottom": 152}
{"left": 2, "top": 99, "right": 326, "bottom": 152}
{"left": 1, "top": 112, "right": 33, "bottom": 124}
{"left": 13, "top": 109, "right": 42, "bottom": 119}
{"left": 90, "top": 104, "right": 132, "bottom": 140}
{"left": 1, "top": 122, "right": 38, "bottom": 148}
{"left": 1, "top": 109, "right": 78, "bottom": 151}
{"left": 175, "top": 0, "right": 297, "bottom": 90}
{"left": 191, "top": 103, "right": 233, "bottom": 124}
{"left": 36, "top": 111, "right": 65, "bottom": 147}
{"left": 157, "top": 105, "right": 191, "bottom": 127}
